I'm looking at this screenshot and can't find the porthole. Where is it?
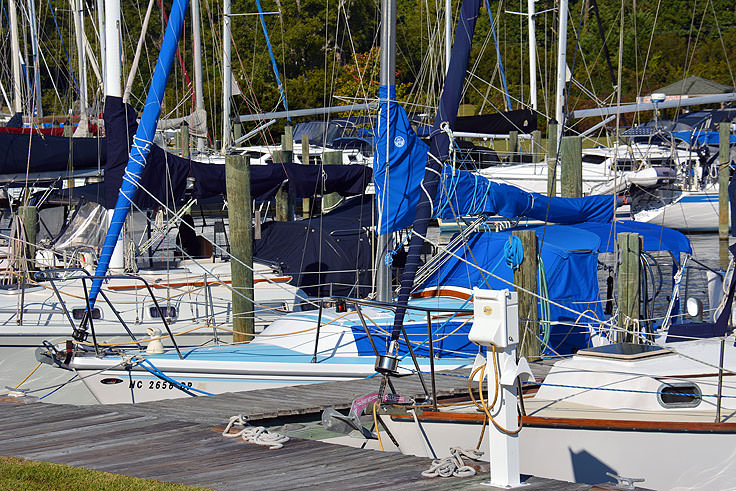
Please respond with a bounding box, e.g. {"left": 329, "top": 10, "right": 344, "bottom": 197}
{"left": 150, "top": 306, "right": 177, "bottom": 319}
{"left": 657, "top": 383, "right": 702, "bottom": 408}
{"left": 72, "top": 307, "right": 102, "bottom": 320}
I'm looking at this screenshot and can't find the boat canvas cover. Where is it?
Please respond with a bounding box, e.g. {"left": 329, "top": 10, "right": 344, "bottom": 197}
{"left": 103, "top": 96, "right": 372, "bottom": 210}
{"left": 253, "top": 196, "right": 373, "bottom": 298}
{"left": 571, "top": 220, "right": 692, "bottom": 260}
{"left": 372, "top": 91, "right": 617, "bottom": 235}
{"left": 0, "top": 130, "right": 105, "bottom": 175}
{"left": 454, "top": 109, "right": 536, "bottom": 134}
{"left": 419, "top": 225, "right": 603, "bottom": 354}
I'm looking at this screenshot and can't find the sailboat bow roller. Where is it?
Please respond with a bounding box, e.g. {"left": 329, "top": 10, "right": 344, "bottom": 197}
{"left": 373, "top": 0, "right": 618, "bottom": 372}
{"left": 80, "top": 0, "right": 190, "bottom": 341}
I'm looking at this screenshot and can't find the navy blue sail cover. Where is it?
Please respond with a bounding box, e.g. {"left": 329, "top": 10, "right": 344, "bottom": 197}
{"left": 0, "top": 131, "right": 105, "bottom": 176}
{"left": 103, "top": 96, "right": 372, "bottom": 210}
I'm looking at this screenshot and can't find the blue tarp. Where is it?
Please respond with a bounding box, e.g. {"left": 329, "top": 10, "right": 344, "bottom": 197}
{"left": 571, "top": 221, "right": 692, "bottom": 260}
{"left": 672, "top": 130, "right": 736, "bottom": 146}
{"left": 419, "top": 225, "right": 603, "bottom": 354}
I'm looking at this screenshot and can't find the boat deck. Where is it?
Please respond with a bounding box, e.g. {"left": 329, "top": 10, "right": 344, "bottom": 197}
{"left": 0, "top": 361, "right": 634, "bottom": 490}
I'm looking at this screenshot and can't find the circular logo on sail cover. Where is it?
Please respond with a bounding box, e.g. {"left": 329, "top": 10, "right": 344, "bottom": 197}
{"left": 394, "top": 136, "right": 406, "bottom": 148}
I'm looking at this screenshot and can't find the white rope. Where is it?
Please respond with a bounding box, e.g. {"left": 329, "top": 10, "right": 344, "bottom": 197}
{"left": 222, "top": 415, "right": 289, "bottom": 450}
{"left": 421, "top": 447, "right": 484, "bottom": 478}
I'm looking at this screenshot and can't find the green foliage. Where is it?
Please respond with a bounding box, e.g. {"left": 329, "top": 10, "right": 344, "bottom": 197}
{"left": 19, "top": 0, "right": 736, "bottom": 139}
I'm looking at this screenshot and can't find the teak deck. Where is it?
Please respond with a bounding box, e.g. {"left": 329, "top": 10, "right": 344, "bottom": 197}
{"left": 0, "top": 361, "right": 629, "bottom": 490}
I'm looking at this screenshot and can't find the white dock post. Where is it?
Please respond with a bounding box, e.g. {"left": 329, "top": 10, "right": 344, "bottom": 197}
{"left": 469, "top": 288, "right": 534, "bottom": 488}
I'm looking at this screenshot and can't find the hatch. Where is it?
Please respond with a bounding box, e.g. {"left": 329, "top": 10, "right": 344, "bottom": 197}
{"left": 577, "top": 343, "right": 672, "bottom": 360}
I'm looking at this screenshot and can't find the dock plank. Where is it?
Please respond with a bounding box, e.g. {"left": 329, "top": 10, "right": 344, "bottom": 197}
{"left": 0, "top": 362, "right": 591, "bottom": 491}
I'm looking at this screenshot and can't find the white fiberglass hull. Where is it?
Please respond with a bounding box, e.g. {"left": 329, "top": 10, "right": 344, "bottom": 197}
{"left": 61, "top": 297, "right": 476, "bottom": 404}
{"left": 634, "top": 190, "right": 722, "bottom": 232}
{"left": 381, "top": 413, "right": 736, "bottom": 490}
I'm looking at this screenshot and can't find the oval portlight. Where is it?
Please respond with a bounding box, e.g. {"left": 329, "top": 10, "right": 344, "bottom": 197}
{"left": 100, "top": 377, "right": 124, "bottom": 385}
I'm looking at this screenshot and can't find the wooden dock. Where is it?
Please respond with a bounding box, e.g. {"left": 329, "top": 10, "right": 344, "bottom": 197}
{"left": 0, "top": 361, "right": 634, "bottom": 490}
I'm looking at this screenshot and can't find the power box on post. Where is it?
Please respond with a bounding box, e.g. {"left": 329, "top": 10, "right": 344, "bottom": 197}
{"left": 469, "top": 288, "right": 519, "bottom": 348}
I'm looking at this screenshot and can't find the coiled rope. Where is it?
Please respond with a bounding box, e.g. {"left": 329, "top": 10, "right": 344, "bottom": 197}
{"left": 421, "top": 447, "right": 484, "bottom": 478}
{"left": 222, "top": 415, "right": 289, "bottom": 449}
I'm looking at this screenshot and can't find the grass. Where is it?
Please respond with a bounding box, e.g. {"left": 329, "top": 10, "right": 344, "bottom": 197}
{"left": 0, "top": 457, "right": 212, "bottom": 491}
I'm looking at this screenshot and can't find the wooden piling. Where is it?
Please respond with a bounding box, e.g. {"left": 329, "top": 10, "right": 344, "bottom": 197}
{"left": 301, "top": 134, "right": 311, "bottom": 218}
{"left": 63, "top": 121, "right": 73, "bottom": 138}
{"left": 233, "top": 122, "right": 243, "bottom": 143}
{"left": 513, "top": 230, "right": 540, "bottom": 360}
{"left": 508, "top": 130, "right": 519, "bottom": 162}
{"left": 719, "top": 122, "right": 730, "bottom": 244}
{"left": 321, "top": 151, "right": 343, "bottom": 212}
{"left": 546, "top": 123, "right": 558, "bottom": 196}
{"left": 560, "top": 135, "right": 582, "bottom": 198}
{"left": 531, "top": 130, "right": 542, "bottom": 162}
{"left": 272, "top": 127, "right": 294, "bottom": 164}
{"left": 275, "top": 183, "right": 294, "bottom": 221}
{"left": 617, "top": 232, "right": 641, "bottom": 343}
{"left": 225, "top": 154, "right": 254, "bottom": 343}
{"left": 18, "top": 205, "right": 37, "bottom": 267}
{"left": 181, "top": 123, "right": 190, "bottom": 158}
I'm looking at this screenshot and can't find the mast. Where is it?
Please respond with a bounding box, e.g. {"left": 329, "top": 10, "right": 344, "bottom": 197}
{"left": 72, "top": 0, "right": 89, "bottom": 136}
{"left": 105, "top": 0, "right": 124, "bottom": 271}
{"left": 27, "top": 0, "right": 42, "bottom": 118}
{"left": 86, "top": 0, "right": 190, "bottom": 320}
{"left": 376, "top": 0, "right": 396, "bottom": 302}
{"left": 445, "top": 0, "right": 451, "bottom": 72}
{"left": 222, "top": 0, "right": 232, "bottom": 151}
{"left": 554, "top": 0, "right": 569, "bottom": 142}
{"left": 97, "top": 0, "right": 106, "bottom": 95}
{"left": 527, "top": 0, "right": 536, "bottom": 110}
{"left": 9, "top": 0, "right": 23, "bottom": 115}
{"left": 191, "top": 0, "right": 205, "bottom": 151}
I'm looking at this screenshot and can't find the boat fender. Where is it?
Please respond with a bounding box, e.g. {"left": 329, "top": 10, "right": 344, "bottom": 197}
{"left": 146, "top": 327, "right": 164, "bottom": 354}
{"left": 499, "top": 356, "right": 535, "bottom": 387}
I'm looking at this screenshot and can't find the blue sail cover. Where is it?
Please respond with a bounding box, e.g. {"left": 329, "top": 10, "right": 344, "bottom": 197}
{"left": 419, "top": 226, "right": 603, "bottom": 354}
{"left": 374, "top": 85, "right": 430, "bottom": 234}
{"left": 372, "top": 95, "right": 618, "bottom": 234}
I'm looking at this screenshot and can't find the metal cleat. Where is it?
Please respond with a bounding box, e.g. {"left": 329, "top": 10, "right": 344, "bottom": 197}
{"left": 605, "top": 472, "right": 646, "bottom": 490}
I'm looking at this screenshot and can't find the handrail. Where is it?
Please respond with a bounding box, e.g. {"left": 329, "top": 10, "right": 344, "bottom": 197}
{"left": 34, "top": 268, "right": 181, "bottom": 358}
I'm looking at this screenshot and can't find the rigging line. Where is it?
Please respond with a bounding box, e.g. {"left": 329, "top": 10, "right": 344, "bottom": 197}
{"left": 483, "top": 0, "right": 512, "bottom": 111}
{"left": 254, "top": 0, "right": 289, "bottom": 121}
{"left": 46, "top": 0, "right": 78, "bottom": 93}
{"left": 115, "top": 169, "right": 318, "bottom": 309}
{"left": 709, "top": 0, "right": 735, "bottom": 87}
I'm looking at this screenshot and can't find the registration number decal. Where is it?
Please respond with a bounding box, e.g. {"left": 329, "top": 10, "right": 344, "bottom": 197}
{"left": 127, "top": 380, "right": 194, "bottom": 390}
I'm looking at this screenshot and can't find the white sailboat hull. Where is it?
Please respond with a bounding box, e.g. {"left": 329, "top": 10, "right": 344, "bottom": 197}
{"left": 381, "top": 415, "right": 736, "bottom": 490}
